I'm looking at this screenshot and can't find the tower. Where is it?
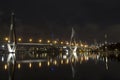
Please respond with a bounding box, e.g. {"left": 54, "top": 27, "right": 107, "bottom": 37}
{"left": 7, "top": 12, "right": 16, "bottom": 80}
{"left": 8, "top": 12, "right": 16, "bottom": 44}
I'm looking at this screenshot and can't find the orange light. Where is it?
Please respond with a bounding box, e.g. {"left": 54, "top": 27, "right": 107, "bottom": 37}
{"left": 4, "top": 64, "right": 8, "bottom": 70}
{"left": 29, "top": 63, "right": 32, "bottom": 68}
{"left": 38, "top": 39, "right": 42, "bottom": 43}
{"left": 39, "top": 62, "right": 41, "bottom": 67}
{"left": 5, "top": 37, "right": 9, "bottom": 41}
{"left": 61, "top": 42, "right": 63, "bottom": 44}
{"left": 18, "top": 38, "right": 22, "bottom": 42}
{"left": 47, "top": 40, "right": 50, "bottom": 43}
{"left": 18, "top": 64, "right": 21, "bottom": 69}
{"left": 29, "top": 38, "right": 32, "bottom": 42}
{"left": 54, "top": 41, "right": 57, "bottom": 44}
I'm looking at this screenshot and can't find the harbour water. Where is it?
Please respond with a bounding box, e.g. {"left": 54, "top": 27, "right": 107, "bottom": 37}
{"left": 0, "top": 56, "right": 120, "bottom": 80}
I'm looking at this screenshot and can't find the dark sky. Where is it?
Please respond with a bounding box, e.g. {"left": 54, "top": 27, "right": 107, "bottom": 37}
{"left": 0, "top": 0, "right": 120, "bottom": 43}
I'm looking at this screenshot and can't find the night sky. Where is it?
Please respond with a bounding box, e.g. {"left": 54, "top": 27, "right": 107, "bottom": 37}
{"left": 0, "top": 0, "right": 120, "bottom": 43}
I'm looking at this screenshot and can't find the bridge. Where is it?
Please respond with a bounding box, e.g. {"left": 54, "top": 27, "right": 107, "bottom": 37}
{"left": 1, "top": 12, "right": 119, "bottom": 80}
{"left": 4, "top": 12, "right": 88, "bottom": 80}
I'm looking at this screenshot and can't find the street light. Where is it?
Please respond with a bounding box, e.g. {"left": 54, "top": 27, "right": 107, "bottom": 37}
{"left": 47, "top": 40, "right": 50, "bottom": 43}
{"left": 5, "top": 37, "right": 9, "bottom": 41}
{"left": 54, "top": 40, "right": 57, "bottom": 44}
{"left": 61, "top": 41, "right": 63, "bottom": 44}
{"left": 66, "top": 42, "right": 69, "bottom": 45}
{"left": 29, "top": 38, "right": 32, "bottom": 42}
{"left": 38, "top": 39, "right": 42, "bottom": 43}
{"left": 18, "top": 38, "right": 22, "bottom": 42}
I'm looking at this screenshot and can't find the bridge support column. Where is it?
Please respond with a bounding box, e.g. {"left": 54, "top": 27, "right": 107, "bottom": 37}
{"left": 7, "top": 43, "right": 16, "bottom": 80}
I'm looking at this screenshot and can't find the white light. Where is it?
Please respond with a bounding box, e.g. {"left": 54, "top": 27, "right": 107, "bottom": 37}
{"left": 2, "top": 45, "right": 5, "bottom": 48}
{"left": 66, "top": 50, "right": 69, "bottom": 55}
{"left": 1, "top": 56, "right": 4, "bottom": 62}
{"left": 63, "top": 55, "right": 67, "bottom": 59}
{"left": 63, "top": 46, "right": 67, "bottom": 48}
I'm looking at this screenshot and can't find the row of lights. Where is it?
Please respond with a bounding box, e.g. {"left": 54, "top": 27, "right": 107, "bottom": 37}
{"left": 4, "top": 37, "right": 88, "bottom": 47}
{"left": 4, "top": 37, "right": 68, "bottom": 45}
{"left": 4, "top": 58, "right": 78, "bottom": 70}
{"left": 4, "top": 56, "right": 90, "bottom": 70}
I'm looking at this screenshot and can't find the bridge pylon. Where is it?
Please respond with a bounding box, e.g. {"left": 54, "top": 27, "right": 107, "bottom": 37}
{"left": 7, "top": 12, "right": 16, "bottom": 80}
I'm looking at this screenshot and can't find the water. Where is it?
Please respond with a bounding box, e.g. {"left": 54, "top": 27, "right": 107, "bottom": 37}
{"left": 0, "top": 59, "right": 120, "bottom": 80}
{"left": 0, "top": 44, "right": 120, "bottom": 80}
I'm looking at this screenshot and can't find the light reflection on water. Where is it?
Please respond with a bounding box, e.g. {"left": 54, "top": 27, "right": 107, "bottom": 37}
{"left": 0, "top": 52, "right": 120, "bottom": 80}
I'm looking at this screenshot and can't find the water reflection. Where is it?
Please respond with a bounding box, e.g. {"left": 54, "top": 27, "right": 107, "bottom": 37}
{"left": 1, "top": 52, "right": 119, "bottom": 70}
{"left": 0, "top": 51, "right": 120, "bottom": 80}
{"left": 38, "top": 62, "right": 41, "bottom": 67}
{"left": 17, "top": 64, "right": 21, "bottom": 69}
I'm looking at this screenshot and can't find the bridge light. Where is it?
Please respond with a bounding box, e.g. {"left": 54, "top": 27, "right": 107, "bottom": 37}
{"left": 5, "top": 37, "right": 9, "bottom": 41}
{"left": 76, "top": 43, "right": 79, "bottom": 46}
{"left": 18, "top": 38, "right": 22, "bottom": 42}
{"left": 38, "top": 39, "right": 42, "bottom": 43}
{"left": 81, "top": 44, "right": 83, "bottom": 47}
{"left": 66, "top": 42, "right": 69, "bottom": 45}
{"left": 54, "top": 41, "right": 57, "bottom": 44}
{"left": 29, "top": 38, "right": 32, "bottom": 42}
{"left": 84, "top": 45, "right": 88, "bottom": 48}
{"left": 61, "top": 41, "right": 63, "bottom": 44}
{"left": 47, "top": 40, "right": 50, "bottom": 43}
{"left": 71, "top": 43, "right": 74, "bottom": 46}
